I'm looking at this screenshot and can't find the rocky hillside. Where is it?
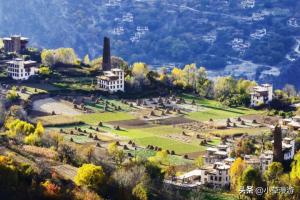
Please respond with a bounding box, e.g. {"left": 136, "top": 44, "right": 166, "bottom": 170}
{"left": 0, "top": 0, "right": 299, "bottom": 88}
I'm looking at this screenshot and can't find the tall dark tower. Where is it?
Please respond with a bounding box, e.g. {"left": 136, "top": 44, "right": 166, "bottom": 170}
{"left": 273, "top": 125, "right": 283, "bottom": 163}
{"left": 102, "top": 37, "right": 111, "bottom": 71}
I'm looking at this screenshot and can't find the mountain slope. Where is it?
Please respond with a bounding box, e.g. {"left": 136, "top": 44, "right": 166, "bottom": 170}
{"left": 0, "top": 0, "right": 299, "bottom": 88}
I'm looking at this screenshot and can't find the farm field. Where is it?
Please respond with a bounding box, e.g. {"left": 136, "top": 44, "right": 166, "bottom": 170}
{"left": 32, "top": 115, "right": 83, "bottom": 126}
{"left": 206, "top": 127, "right": 270, "bottom": 136}
{"left": 85, "top": 100, "right": 133, "bottom": 112}
{"left": 181, "top": 94, "right": 263, "bottom": 121}
{"left": 100, "top": 125, "right": 208, "bottom": 154}
{"left": 187, "top": 108, "right": 261, "bottom": 122}
{"left": 75, "top": 112, "right": 136, "bottom": 124}
{"left": 126, "top": 149, "right": 193, "bottom": 166}
{"left": 33, "top": 92, "right": 268, "bottom": 167}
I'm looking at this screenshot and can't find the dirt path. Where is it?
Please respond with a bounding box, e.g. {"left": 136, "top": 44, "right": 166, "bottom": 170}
{"left": 32, "top": 98, "right": 82, "bottom": 116}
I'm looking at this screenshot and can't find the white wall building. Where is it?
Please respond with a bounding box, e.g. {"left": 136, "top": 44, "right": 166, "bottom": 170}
{"left": 250, "top": 84, "right": 273, "bottom": 107}
{"left": 97, "top": 68, "right": 124, "bottom": 93}
{"left": 177, "top": 162, "right": 231, "bottom": 189}
{"left": 6, "top": 58, "right": 38, "bottom": 80}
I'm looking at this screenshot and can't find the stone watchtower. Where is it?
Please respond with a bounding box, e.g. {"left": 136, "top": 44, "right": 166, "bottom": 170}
{"left": 273, "top": 125, "right": 283, "bottom": 163}
{"left": 102, "top": 37, "right": 111, "bottom": 71}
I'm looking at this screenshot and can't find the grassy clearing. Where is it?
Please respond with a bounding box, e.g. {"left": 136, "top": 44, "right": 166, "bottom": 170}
{"left": 206, "top": 127, "right": 270, "bottom": 136}
{"left": 75, "top": 112, "right": 136, "bottom": 125}
{"left": 187, "top": 107, "right": 259, "bottom": 121}
{"left": 22, "top": 83, "right": 60, "bottom": 91}
{"left": 103, "top": 125, "right": 183, "bottom": 139}
{"left": 85, "top": 100, "right": 132, "bottom": 112}
{"left": 33, "top": 115, "right": 83, "bottom": 126}
{"left": 134, "top": 136, "right": 205, "bottom": 154}
{"left": 53, "top": 82, "right": 94, "bottom": 92}
{"left": 181, "top": 93, "right": 261, "bottom": 121}
{"left": 63, "top": 134, "right": 95, "bottom": 144}
{"left": 207, "top": 138, "right": 221, "bottom": 146}
{"left": 126, "top": 149, "right": 193, "bottom": 166}
{"left": 101, "top": 125, "right": 206, "bottom": 154}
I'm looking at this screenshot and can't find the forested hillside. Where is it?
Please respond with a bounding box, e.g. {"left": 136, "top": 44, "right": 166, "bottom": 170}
{"left": 0, "top": 0, "right": 299, "bottom": 87}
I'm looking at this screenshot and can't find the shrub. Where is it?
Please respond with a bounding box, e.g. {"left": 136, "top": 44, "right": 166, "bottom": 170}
{"left": 132, "top": 183, "right": 148, "bottom": 200}
{"left": 74, "top": 164, "right": 105, "bottom": 190}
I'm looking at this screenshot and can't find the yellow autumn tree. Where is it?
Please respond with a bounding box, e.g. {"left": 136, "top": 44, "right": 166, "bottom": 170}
{"left": 74, "top": 164, "right": 105, "bottom": 190}
{"left": 132, "top": 183, "right": 148, "bottom": 200}
{"left": 194, "top": 156, "right": 204, "bottom": 168}
{"left": 291, "top": 153, "right": 300, "bottom": 179}
{"left": 230, "top": 157, "right": 246, "bottom": 192}
{"left": 132, "top": 62, "right": 148, "bottom": 77}
{"left": 171, "top": 67, "right": 185, "bottom": 87}
{"left": 183, "top": 63, "right": 197, "bottom": 88}
{"left": 34, "top": 121, "right": 45, "bottom": 137}
{"left": 107, "top": 142, "right": 125, "bottom": 166}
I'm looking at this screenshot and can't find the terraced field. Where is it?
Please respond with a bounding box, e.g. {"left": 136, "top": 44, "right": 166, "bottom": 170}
{"left": 75, "top": 112, "right": 136, "bottom": 124}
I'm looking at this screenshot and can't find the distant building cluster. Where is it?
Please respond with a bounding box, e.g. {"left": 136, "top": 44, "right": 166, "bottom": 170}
{"left": 250, "top": 28, "right": 267, "bottom": 40}
{"left": 240, "top": 0, "right": 255, "bottom": 9}
{"left": 231, "top": 38, "right": 250, "bottom": 53}
{"left": 250, "top": 84, "right": 273, "bottom": 107}
{"left": 287, "top": 18, "right": 300, "bottom": 28}
{"left": 167, "top": 125, "right": 296, "bottom": 190}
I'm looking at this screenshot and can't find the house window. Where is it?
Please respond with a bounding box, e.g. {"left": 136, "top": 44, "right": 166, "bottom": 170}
{"left": 219, "top": 177, "right": 222, "bottom": 182}
{"left": 210, "top": 176, "right": 213, "bottom": 181}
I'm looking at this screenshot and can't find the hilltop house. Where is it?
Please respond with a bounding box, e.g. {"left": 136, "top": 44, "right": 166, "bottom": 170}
{"left": 250, "top": 84, "right": 273, "bottom": 107}
{"left": 97, "top": 69, "right": 124, "bottom": 93}
{"left": 6, "top": 58, "right": 38, "bottom": 80}
{"left": 3, "top": 35, "right": 28, "bottom": 53}
{"left": 97, "top": 37, "right": 125, "bottom": 93}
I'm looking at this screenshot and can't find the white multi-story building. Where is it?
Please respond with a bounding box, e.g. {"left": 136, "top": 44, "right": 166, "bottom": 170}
{"left": 176, "top": 162, "right": 231, "bottom": 189}
{"left": 250, "top": 84, "right": 273, "bottom": 107}
{"left": 97, "top": 68, "right": 124, "bottom": 93}
{"left": 6, "top": 58, "right": 38, "bottom": 80}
